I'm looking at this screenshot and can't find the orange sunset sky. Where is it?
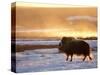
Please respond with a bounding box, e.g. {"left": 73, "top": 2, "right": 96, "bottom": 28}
{"left": 12, "top": 2, "right": 97, "bottom": 39}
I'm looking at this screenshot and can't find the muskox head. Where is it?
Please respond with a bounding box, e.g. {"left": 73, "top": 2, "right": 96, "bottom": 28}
{"left": 58, "top": 37, "right": 75, "bottom": 53}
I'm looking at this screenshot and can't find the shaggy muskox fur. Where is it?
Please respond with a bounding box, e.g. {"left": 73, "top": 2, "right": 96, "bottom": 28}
{"left": 58, "top": 37, "right": 92, "bottom": 61}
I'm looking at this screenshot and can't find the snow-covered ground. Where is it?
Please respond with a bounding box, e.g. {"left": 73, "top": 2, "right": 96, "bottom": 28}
{"left": 16, "top": 40, "right": 60, "bottom": 45}
{"left": 16, "top": 40, "right": 97, "bottom": 47}
{"left": 15, "top": 40, "right": 97, "bottom": 73}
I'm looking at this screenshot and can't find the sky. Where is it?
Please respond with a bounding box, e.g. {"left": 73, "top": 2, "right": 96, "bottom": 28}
{"left": 12, "top": 2, "right": 97, "bottom": 38}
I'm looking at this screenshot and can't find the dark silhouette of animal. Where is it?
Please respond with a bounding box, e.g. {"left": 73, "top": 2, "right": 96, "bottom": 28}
{"left": 58, "top": 37, "right": 92, "bottom": 62}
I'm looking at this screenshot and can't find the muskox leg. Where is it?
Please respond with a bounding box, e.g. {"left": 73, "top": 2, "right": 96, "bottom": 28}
{"left": 66, "top": 54, "right": 69, "bottom": 61}
{"left": 70, "top": 54, "right": 73, "bottom": 62}
{"left": 88, "top": 56, "right": 92, "bottom": 60}
{"left": 83, "top": 55, "right": 87, "bottom": 61}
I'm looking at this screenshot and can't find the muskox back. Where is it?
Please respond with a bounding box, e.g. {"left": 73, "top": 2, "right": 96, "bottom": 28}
{"left": 58, "top": 37, "right": 92, "bottom": 61}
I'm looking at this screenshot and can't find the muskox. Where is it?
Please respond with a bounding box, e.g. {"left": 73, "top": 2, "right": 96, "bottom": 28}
{"left": 58, "top": 37, "right": 92, "bottom": 62}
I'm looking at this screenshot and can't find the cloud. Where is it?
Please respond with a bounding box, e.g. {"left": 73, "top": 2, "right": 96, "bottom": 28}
{"left": 16, "top": 29, "right": 72, "bottom": 33}
{"left": 67, "top": 16, "right": 97, "bottom": 22}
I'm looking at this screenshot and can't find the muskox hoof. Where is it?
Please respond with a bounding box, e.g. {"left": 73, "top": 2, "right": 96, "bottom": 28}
{"left": 66, "top": 57, "right": 69, "bottom": 61}
{"left": 70, "top": 59, "right": 72, "bottom": 62}
{"left": 83, "top": 59, "right": 85, "bottom": 61}
{"left": 66, "top": 58, "right": 68, "bottom": 61}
